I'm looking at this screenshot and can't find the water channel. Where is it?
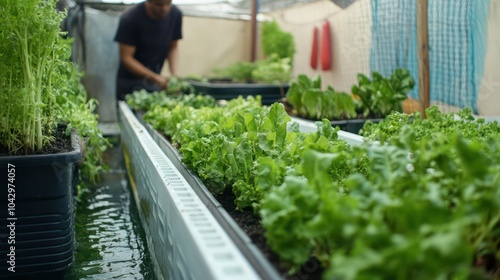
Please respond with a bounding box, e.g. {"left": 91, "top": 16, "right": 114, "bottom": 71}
{"left": 66, "top": 136, "right": 157, "bottom": 279}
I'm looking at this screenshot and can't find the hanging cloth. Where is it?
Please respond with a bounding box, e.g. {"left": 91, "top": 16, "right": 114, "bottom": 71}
{"left": 310, "top": 26, "right": 319, "bottom": 69}
{"left": 321, "top": 20, "right": 332, "bottom": 71}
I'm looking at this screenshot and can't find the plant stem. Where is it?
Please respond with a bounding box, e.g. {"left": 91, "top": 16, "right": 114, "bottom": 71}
{"left": 35, "top": 54, "right": 46, "bottom": 150}
{"left": 19, "top": 28, "right": 35, "bottom": 152}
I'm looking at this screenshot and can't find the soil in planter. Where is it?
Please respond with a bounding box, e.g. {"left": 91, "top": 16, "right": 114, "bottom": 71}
{"left": 214, "top": 188, "right": 324, "bottom": 280}
{"left": 0, "top": 125, "right": 72, "bottom": 156}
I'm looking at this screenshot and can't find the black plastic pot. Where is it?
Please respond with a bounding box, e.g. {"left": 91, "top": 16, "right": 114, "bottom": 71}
{"left": 186, "top": 79, "right": 289, "bottom": 106}
{"left": 0, "top": 132, "right": 82, "bottom": 276}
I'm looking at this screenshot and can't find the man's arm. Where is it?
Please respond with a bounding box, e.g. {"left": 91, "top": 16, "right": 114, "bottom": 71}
{"left": 119, "top": 43, "right": 168, "bottom": 88}
{"left": 167, "top": 40, "right": 179, "bottom": 77}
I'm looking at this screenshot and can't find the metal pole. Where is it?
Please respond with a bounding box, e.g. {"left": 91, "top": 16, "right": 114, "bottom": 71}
{"left": 417, "top": 0, "right": 430, "bottom": 117}
{"left": 250, "top": 0, "right": 257, "bottom": 62}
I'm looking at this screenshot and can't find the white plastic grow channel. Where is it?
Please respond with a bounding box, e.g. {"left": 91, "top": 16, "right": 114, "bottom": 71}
{"left": 132, "top": 105, "right": 368, "bottom": 280}
{"left": 118, "top": 101, "right": 260, "bottom": 280}
{"left": 138, "top": 113, "right": 283, "bottom": 280}
{"left": 127, "top": 104, "right": 370, "bottom": 280}
{"left": 288, "top": 116, "right": 365, "bottom": 146}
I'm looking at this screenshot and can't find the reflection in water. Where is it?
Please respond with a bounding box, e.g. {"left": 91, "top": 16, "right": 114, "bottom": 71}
{"left": 67, "top": 138, "right": 157, "bottom": 280}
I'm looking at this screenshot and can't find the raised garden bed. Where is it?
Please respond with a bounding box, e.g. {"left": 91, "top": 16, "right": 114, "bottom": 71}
{"left": 290, "top": 115, "right": 383, "bottom": 135}
{"left": 119, "top": 101, "right": 263, "bottom": 280}
{"left": 186, "top": 79, "right": 289, "bottom": 106}
{"left": 127, "top": 102, "right": 364, "bottom": 279}
{"left": 281, "top": 100, "right": 383, "bottom": 135}
{"left": 123, "top": 93, "right": 500, "bottom": 279}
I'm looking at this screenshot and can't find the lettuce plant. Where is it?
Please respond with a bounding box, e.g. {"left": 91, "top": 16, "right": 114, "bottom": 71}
{"left": 352, "top": 68, "right": 415, "bottom": 118}
{"left": 286, "top": 74, "right": 357, "bottom": 120}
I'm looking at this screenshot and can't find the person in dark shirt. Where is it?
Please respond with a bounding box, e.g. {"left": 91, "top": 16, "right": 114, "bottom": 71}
{"left": 114, "top": 0, "right": 182, "bottom": 101}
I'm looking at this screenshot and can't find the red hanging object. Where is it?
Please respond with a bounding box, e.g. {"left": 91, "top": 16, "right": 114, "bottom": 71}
{"left": 310, "top": 26, "right": 319, "bottom": 70}
{"left": 321, "top": 20, "right": 332, "bottom": 71}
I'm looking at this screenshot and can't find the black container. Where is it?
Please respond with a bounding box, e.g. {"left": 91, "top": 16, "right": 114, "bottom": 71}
{"left": 331, "top": 118, "right": 383, "bottom": 135}
{"left": 292, "top": 116, "right": 382, "bottom": 135}
{"left": 187, "top": 79, "right": 289, "bottom": 106}
{"left": 0, "top": 133, "right": 82, "bottom": 276}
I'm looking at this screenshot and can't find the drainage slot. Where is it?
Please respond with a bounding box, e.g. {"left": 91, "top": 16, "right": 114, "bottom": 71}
{"left": 188, "top": 213, "right": 205, "bottom": 218}
{"left": 182, "top": 204, "right": 198, "bottom": 208}
{"left": 213, "top": 252, "right": 234, "bottom": 261}
{"left": 222, "top": 266, "right": 244, "bottom": 275}
{"left": 194, "top": 222, "right": 212, "bottom": 228}
{"left": 205, "top": 242, "right": 226, "bottom": 248}
{"left": 176, "top": 192, "right": 192, "bottom": 197}
{"left": 183, "top": 208, "right": 202, "bottom": 213}
{"left": 199, "top": 228, "right": 217, "bottom": 234}
{"left": 202, "top": 235, "right": 222, "bottom": 242}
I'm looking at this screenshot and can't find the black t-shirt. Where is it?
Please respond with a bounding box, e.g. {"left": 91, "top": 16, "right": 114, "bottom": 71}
{"left": 114, "top": 2, "right": 183, "bottom": 80}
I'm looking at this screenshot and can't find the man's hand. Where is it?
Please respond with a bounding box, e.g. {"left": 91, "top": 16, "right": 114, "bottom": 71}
{"left": 119, "top": 43, "right": 170, "bottom": 89}
{"left": 153, "top": 74, "right": 169, "bottom": 89}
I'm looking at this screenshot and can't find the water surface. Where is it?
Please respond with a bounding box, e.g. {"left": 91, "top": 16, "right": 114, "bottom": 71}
{"left": 66, "top": 137, "right": 157, "bottom": 279}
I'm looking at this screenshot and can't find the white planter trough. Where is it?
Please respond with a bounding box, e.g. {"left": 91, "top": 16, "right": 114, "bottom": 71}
{"left": 120, "top": 102, "right": 371, "bottom": 280}
{"left": 288, "top": 116, "right": 366, "bottom": 146}
{"left": 118, "top": 101, "right": 263, "bottom": 280}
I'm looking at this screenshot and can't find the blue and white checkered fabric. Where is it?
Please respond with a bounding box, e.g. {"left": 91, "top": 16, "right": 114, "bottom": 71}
{"left": 370, "top": 0, "right": 490, "bottom": 112}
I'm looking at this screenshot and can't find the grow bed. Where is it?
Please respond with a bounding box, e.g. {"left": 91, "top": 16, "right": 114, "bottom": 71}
{"left": 124, "top": 99, "right": 500, "bottom": 279}
{"left": 295, "top": 115, "right": 382, "bottom": 135}
{"left": 131, "top": 103, "right": 365, "bottom": 279}
{"left": 186, "top": 79, "right": 289, "bottom": 106}
{"left": 119, "top": 102, "right": 261, "bottom": 280}
{"left": 279, "top": 99, "right": 383, "bottom": 135}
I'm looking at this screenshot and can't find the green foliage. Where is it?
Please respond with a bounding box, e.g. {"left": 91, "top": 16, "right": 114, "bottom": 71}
{"left": 126, "top": 90, "right": 216, "bottom": 112}
{"left": 140, "top": 95, "right": 352, "bottom": 212}
{"left": 361, "top": 106, "right": 500, "bottom": 142}
{"left": 260, "top": 107, "right": 500, "bottom": 278}
{"left": 261, "top": 20, "right": 296, "bottom": 63}
{"left": 209, "top": 20, "right": 295, "bottom": 84}
{"left": 211, "top": 54, "right": 292, "bottom": 84}
{"left": 125, "top": 90, "right": 168, "bottom": 112}
{"left": 0, "top": 0, "right": 66, "bottom": 153}
{"left": 251, "top": 54, "right": 292, "bottom": 84}
{"left": 132, "top": 80, "right": 499, "bottom": 278}
{"left": 286, "top": 74, "right": 357, "bottom": 120}
{"left": 212, "top": 61, "right": 256, "bottom": 82}
{"left": 0, "top": 0, "right": 108, "bottom": 184}
{"left": 165, "top": 76, "right": 195, "bottom": 95}
{"left": 352, "top": 68, "right": 415, "bottom": 118}
{"left": 55, "top": 62, "right": 110, "bottom": 185}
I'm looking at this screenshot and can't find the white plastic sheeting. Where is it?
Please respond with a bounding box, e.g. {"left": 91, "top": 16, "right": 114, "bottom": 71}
{"left": 69, "top": 6, "right": 121, "bottom": 122}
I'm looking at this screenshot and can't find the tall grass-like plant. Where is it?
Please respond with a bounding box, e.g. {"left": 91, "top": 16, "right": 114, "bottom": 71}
{"left": 0, "top": 0, "right": 66, "bottom": 153}
{"left": 0, "top": 0, "right": 109, "bottom": 184}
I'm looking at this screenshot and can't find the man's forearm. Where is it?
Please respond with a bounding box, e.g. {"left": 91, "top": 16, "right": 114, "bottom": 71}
{"left": 122, "top": 56, "right": 164, "bottom": 85}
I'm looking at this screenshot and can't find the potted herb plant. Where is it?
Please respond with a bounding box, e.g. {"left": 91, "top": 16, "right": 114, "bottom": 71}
{"left": 286, "top": 68, "right": 415, "bottom": 134}
{"left": 0, "top": 0, "right": 107, "bottom": 276}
